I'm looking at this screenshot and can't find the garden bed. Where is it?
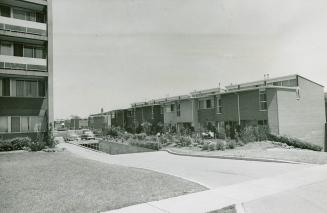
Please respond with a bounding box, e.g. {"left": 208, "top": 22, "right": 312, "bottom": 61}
{"left": 165, "top": 141, "right": 327, "bottom": 164}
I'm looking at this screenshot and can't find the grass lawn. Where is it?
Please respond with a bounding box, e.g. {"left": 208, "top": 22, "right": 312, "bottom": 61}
{"left": 166, "top": 141, "right": 327, "bottom": 164}
{"left": 0, "top": 151, "right": 206, "bottom": 213}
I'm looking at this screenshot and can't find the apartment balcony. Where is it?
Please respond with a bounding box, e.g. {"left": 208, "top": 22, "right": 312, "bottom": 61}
{"left": 0, "top": 16, "right": 47, "bottom": 41}
{"left": 0, "top": 55, "right": 47, "bottom": 75}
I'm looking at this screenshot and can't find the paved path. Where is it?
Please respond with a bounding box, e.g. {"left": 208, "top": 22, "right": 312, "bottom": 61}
{"left": 59, "top": 143, "right": 326, "bottom": 213}
{"left": 106, "top": 164, "right": 327, "bottom": 213}
{"left": 59, "top": 143, "right": 311, "bottom": 189}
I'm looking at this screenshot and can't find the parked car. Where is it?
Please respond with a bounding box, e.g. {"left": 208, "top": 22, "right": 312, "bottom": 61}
{"left": 65, "top": 132, "right": 80, "bottom": 141}
{"left": 81, "top": 131, "right": 95, "bottom": 140}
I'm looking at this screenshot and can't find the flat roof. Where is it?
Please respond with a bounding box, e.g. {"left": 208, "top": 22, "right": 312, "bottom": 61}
{"left": 226, "top": 74, "right": 324, "bottom": 90}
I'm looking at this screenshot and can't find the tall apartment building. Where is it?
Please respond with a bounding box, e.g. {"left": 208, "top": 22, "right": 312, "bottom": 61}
{"left": 0, "top": 0, "right": 53, "bottom": 140}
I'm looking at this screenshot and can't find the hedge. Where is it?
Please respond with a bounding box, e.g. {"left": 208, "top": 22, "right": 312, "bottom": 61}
{"left": 267, "top": 133, "right": 322, "bottom": 151}
{"left": 0, "top": 137, "right": 31, "bottom": 152}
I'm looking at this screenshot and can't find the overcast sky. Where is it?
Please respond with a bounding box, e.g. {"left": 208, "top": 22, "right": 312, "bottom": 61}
{"left": 53, "top": 0, "right": 327, "bottom": 119}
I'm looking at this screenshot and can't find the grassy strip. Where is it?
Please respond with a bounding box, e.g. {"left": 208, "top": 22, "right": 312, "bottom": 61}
{"left": 0, "top": 151, "right": 206, "bottom": 213}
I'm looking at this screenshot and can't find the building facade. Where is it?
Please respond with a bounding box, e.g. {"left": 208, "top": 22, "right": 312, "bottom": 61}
{"left": 89, "top": 74, "right": 325, "bottom": 150}
{"left": 0, "top": 0, "right": 53, "bottom": 140}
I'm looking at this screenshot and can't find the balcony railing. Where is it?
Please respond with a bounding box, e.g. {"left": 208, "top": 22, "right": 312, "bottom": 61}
{"left": 0, "top": 55, "right": 47, "bottom": 72}
{"left": 0, "top": 16, "right": 47, "bottom": 37}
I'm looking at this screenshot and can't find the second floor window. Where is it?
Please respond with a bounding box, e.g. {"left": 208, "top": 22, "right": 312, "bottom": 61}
{"left": 206, "top": 100, "right": 212, "bottom": 108}
{"left": 217, "top": 98, "right": 222, "bottom": 114}
{"left": 177, "top": 103, "right": 181, "bottom": 117}
{"left": 259, "top": 90, "right": 267, "bottom": 111}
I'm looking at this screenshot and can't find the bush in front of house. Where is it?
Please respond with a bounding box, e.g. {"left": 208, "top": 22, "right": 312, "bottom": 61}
{"left": 133, "top": 133, "right": 147, "bottom": 141}
{"left": 240, "top": 126, "right": 269, "bottom": 143}
{"left": 226, "top": 140, "right": 237, "bottom": 149}
{"left": 216, "top": 140, "right": 226, "bottom": 151}
{"left": 267, "top": 133, "right": 322, "bottom": 151}
{"left": 176, "top": 136, "right": 192, "bottom": 147}
{"left": 0, "top": 137, "right": 32, "bottom": 152}
{"left": 202, "top": 142, "right": 209, "bottom": 150}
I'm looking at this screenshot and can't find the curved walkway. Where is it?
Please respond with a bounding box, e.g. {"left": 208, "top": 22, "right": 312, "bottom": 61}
{"left": 58, "top": 143, "right": 311, "bottom": 189}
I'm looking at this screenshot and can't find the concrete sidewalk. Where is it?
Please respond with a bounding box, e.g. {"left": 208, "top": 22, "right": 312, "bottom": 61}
{"left": 106, "top": 164, "right": 327, "bottom": 213}
{"left": 58, "top": 143, "right": 310, "bottom": 189}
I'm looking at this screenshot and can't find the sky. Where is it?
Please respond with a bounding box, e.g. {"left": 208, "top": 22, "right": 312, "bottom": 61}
{"left": 53, "top": 0, "right": 327, "bottom": 119}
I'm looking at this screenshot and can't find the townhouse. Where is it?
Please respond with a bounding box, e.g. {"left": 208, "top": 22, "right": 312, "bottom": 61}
{"left": 0, "top": 0, "right": 53, "bottom": 140}
{"left": 88, "top": 111, "right": 112, "bottom": 131}
{"left": 89, "top": 74, "right": 326, "bottom": 150}
{"left": 129, "top": 100, "right": 164, "bottom": 133}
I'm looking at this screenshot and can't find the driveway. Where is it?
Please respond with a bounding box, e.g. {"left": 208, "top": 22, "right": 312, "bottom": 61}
{"left": 59, "top": 143, "right": 312, "bottom": 189}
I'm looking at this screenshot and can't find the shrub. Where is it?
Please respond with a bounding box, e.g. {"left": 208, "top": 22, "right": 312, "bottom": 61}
{"left": 159, "top": 136, "right": 168, "bottom": 145}
{"left": 240, "top": 126, "right": 257, "bottom": 143}
{"left": 216, "top": 141, "right": 226, "bottom": 150}
{"left": 11, "top": 137, "right": 32, "bottom": 150}
{"left": 135, "top": 133, "right": 147, "bottom": 141}
{"left": 202, "top": 142, "right": 209, "bottom": 150}
{"left": 240, "top": 126, "right": 269, "bottom": 143}
{"left": 226, "top": 140, "right": 236, "bottom": 149}
{"left": 177, "top": 136, "right": 192, "bottom": 147}
{"left": 104, "top": 127, "right": 120, "bottom": 138}
{"left": 28, "top": 140, "right": 45, "bottom": 152}
{"left": 0, "top": 137, "right": 31, "bottom": 152}
{"left": 0, "top": 140, "right": 13, "bottom": 151}
{"left": 122, "top": 132, "right": 133, "bottom": 141}
{"left": 256, "top": 126, "right": 269, "bottom": 141}
{"left": 267, "top": 133, "right": 322, "bottom": 151}
{"left": 208, "top": 142, "right": 216, "bottom": 151}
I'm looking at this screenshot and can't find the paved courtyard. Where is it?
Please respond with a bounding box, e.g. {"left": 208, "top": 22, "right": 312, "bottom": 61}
{"left": 59, "top": 143, "right": 312, "bottom": 189}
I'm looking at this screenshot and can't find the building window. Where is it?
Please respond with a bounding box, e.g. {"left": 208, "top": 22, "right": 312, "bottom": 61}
{"left": 258, "top": 120, "right": 268, "bottom": 126}
{"left": 0, "top": 116, "right": 8, "bottom": 133}
{"left": 0, "top": 40, "right": 46, "bottom": 58}
{"left": 16, "top": 80, "right": 43, "bottom": 97}
{"left": 11, "top": 116, "right": 20, "bottom": 133}
{"left": 259, "top": 90, "right": 267, "bottom": 111}
{"left": 170, "top": 104, "right": 175, "bottom": 112}
{"left": 14, "top": 43, "right": 24, "bottom": 57}
{"left": 217, "top": 97, "right": 222, "bottom": 114}
{"left": 165, "top": 105, "right": 171, "bottom": 113}
{"left": 160, "top": 106, "right": 164, "bottom": 114}
{"left": 12, "top": 8, "right": 44, "bottom": 23}
{"left": 177, "top": 103, "right": 181, "bottom": 117}
{"left": 0, "top": 41, "right": 13, "bottom": 56}
{"left": 296, "top": 87, "right": 300, "bottom": 100}
{"left": 0, "top": 5, "right": 10, "bottom": 17}
{"left": 206, "top": 100, "right": 212, "bottom": 108}
{"left": 24, "top": 46, "right": 34, "bottom": 58}
{"left": 36, "top": 12, "right": 45, "bottom": 23}
{"left": 20, "top": 116, "right": 30, "bottom": 132}
{"left": 198, "top": 100, "right": 205, "bottom": 109}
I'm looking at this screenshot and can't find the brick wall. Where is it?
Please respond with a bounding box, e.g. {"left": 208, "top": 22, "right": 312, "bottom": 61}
{"left": 277, "top": 76, "right": 325, "bottom": 148}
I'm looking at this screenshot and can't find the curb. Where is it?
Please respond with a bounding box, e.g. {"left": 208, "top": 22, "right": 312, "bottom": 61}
{"left": 163, "top": 149, "right": 304, "bottom": 164}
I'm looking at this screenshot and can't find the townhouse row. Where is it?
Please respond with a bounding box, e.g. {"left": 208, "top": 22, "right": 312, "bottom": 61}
{"left": 89, "top": 74, "right": 326, "bottom": 150}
